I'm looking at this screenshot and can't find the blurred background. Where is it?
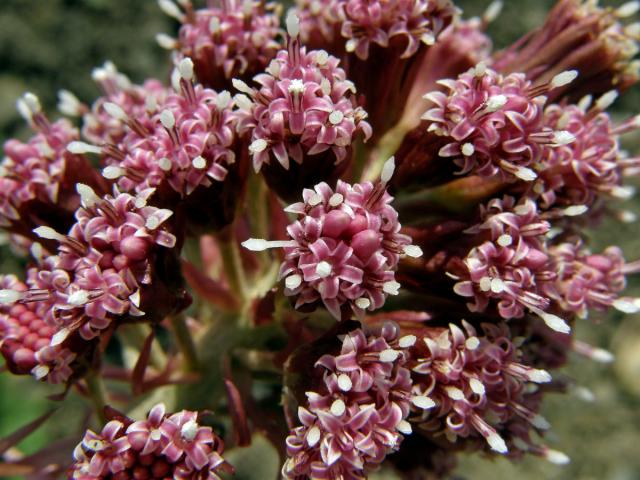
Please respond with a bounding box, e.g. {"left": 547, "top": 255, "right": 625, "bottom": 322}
{"left": 0, "top": 1, "right": 639, "bottom": 479}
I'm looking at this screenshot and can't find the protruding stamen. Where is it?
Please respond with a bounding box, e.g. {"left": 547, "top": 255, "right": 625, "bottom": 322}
{"left": 67, "top": 290, "right": 90, "bottom": 306}
{"left": 552, "top": 130, "right": 575, "bottom": 145}
{"left": 158, "top": 158, "right": 172, "bottom": 172}
{"left": 0, "top": 289, "right": 25, "bottom": 304}
{"left": 543, "top": 448, "right": 571, "bottom": 465}
{"left": 285, "top": 274, "right": 302, "bottom": 290}
{"left": 102, "top": 166, "right": 126, "bottom": 179}
{"left": 286, "top": 12, "right": 300, "bottom": 38}
{"left": 563, "top": 205, "right": 588, "bottom": 216}
{"left": 485, "top": 94, "right": 507, "bottom": 112}
{"left": 216, "top": 91, "right": 232, "bottom": 110}
{"left": 595, "top": 90, "right": 618, "bottom": 111}
{"left": 180, "top": 420, "right": 198, "bottom": 441}
{"left": 483, "top": 0, "right": 503, "bottom": 23}
{"left": 76, "top": 184, "right": 101, "bottom": 209}
{"left": 67, "top": 141, "right": 103, "bottom": 155}
{"left": 531, "top": 308, "right": 571, "bottom": 334}
{"left": 156, "top": 33, "right": 177, "bottom": 50}
{"left": 337, "top": 374, "right": 352, "bottom": 392}
{"left": 145, "top": 209, "right": 173, "bottom": 230}
{"left": 380, "top": 156, "right": 396, "bottom": 184}
{"left": 497, "top": 234, "right": 512, "bottom": 247}
{"left": 33, "top": 226, "right": 65, "bottom": 242}
{"left": 249, "top": 138, "right": 268, "bottom": 154}
{"left": 160, "top": 110, "right": 176, "bottom": 130}
{"left": 487, "top": 432, "right": 508, "bottom": 454}
{"left": 469, "top": 378, "right": 486, "bottom": 395}
{"left": 241, "top": 238, "right": 297, "bottom": 251}
{"left": 399, "top": 335, "right": 417, "bottom": 348}
{"left": 57, "top": 90, "right": 84, "bottom": 117}
{"left": 191, "top": 156, "right": 206, "bottom": 169}
{"left": 550, "top": 70, "right": 578, "bottom": 89}
{"left": 461, "top": 143, "right": 475, "bottom": 156}
{"left": 383, "top": 280, "right": 401, "bottom": 295}
{"left": 403, "top": 245, "right": 423, "bottom": 257}
{"left": 354, "top": 297, "right": 371, "bottom": 310}
{"left": 616, "top": 1, "right": 640, "bottom": 18}
{"left": 316, "top": 261, "right": 332, "bottom": 278}
{"left": 328, "top": 193, "right": 343, "bottom": 207}
{"left": 328, "top": 110, "right": 344, "bottom": 125}
{"left": 178, "top": 57, "right": 194, "bottom": 81}
{"left": 232, "top": 78, "right": 254, "bottom": 95}
{"left": 411, "top": 395, "right": 435, "bottom": 409}
{"left": 306, "top": 426, "right": 321, "bottom": 447}
{"left": 103, "top": 102, "right": 128, "bottom": 122}
{"left": 330, "top": 399, "right": 345, "bottom": 416}
{"left": 379, "top": 349, "right": 399, "bottom": 362}
{"left": 158, "top": 0, "right": 185, "bottom": 21}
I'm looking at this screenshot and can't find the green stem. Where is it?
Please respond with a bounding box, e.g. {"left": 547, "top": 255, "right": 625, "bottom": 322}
{"left": 170, "top": 314, "right": 200, "bottom": 372}
{"left": 217, "top": 236, "right": 248, "bottom": 303}
{"left": 85, "top": 371, "right": 107, "bottom": 424}
{"left": 119, "top": 324, "right": 166, "bottom": 371}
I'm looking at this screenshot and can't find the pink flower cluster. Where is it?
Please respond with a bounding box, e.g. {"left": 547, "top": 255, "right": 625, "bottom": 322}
{"left": 70, "top": 403, "right": 229, "bottom": 479}
{"left": 272, "top": 161, "right": 420, "bottom": 320}
{"left": 284, "top": 325, "right": 413, "bottom": 479}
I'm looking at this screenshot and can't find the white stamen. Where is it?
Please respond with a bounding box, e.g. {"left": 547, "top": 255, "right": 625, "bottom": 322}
{"left": 216, "top": 91, "right": 232, "bottom": 110}
{"left": 474, "top": 62, "right": 487, "bottom": 77}
{"left": 479, "top": 276, "right": 492, "bottom": 292}
{"left": 610, "top": 185, "right": 635, "bottom": 199}
{"left": 328, "top": 110, "right": 344, "bottom": 125}
{"left": 469, "top": 378, "right": 485, "bottom": 395}
{"left": 483, "top": 0, "right": 503, "bottom": 22}
{"left": 129, "top": 290, "right": 141, "bottom": 308}
{"left": 528, "top": 369, "right": 552, "bottom": 383}
{"left": 618, "top": 210, "right": 637, "bottom": 223}
{"left": 191, "top": 156, "right": 206, "bottom": 169}
{"left": 514, "top": 166, "right": 537, "bottom": 182}
{"left": 315, "top": 50, "right": 329, "bottom": 65}
{"left": 180, "top": 420, "right": 198, "bottom": 441}
{"left": 445, "top": 386, "right": 465, "bottom": 400}
{"left": 550, "top": 70, "right": 578, "bottom": 89}
{"left": 241, "top": 238, "right": 296, "bottom": 251}
{"left": 68, "top": 290, "right": 90, "bottom": 306}
{"left": 485, "top": 94, "right": 508, "bottom": 112}
{"left": 103, "top": 102, "right": 128, "bottom": 121}
{"left": 465, "top": 336, "right": 480, "bottom": 350}
{"left": 545, "top": 449, "right": 571, "bottom": 465}
{"left": 563, "top": 205, "right": 588, "bottom": 216}
{"left": 617, "top": 1, "right": 640, "bottom": 18}
{"left": 328, "top": 193, "right": 343, "bottom": 207}
{"left": 146, "top": 95, "right": 158, "bottom": 113}
{"left": 102, "top": 166, "right": 126, "bottom": 179}
{"left": 306, "top": 426, "right": 321, "bottom": 447}
{"left": 155, "top": 33, "right": 177, "bottom": 50}
{"left": 286, "top": 12, "right": 300, "bottom": 38}
{"left": 411, "top": 395, "right": 435, "bottom": 409}
{"left": 145, "top": 209, "right": 173, "bottom": 230}
{"left": 285, "top": 274, "right": 302, "bottom": 290}
{"left": 209, "top": 17, "right": 221, "bottom": 34}
{"left": 0, "top": 289, "right": 24, "bottom": 304}
{"left": 320, "top": 78, "right": 331, "bottom": 95}
{"left": 461, "top": 143, "right": 475, "bottom": 156}
{"left": 487, "top": 432, "right": 508, "bottom": 454}
{"left": 178, "top": 57, "right": 194, "bottom": 81}
{"left": 67, "top": 141, "right": 102, "bottom": 155}
{"left": 32, "top": 365, "right": 50, "bottom": 380}
{"left": 552, "top": 131, "right": 575, "bottom": 145}
{"left": 288, "top": 79, "right": 305, "bottom": 94}
{"left": 308, "top": 192, "right": 323, "bottom": 206}
{"left": 380, "top": 156, "right": 396, "bottom": 184}
{"left": 497, "top": 234, "right": 512, "bottom": 247}
{"left": 396, "top": 420, "right": 412, "bottom": 435}
{"left": 76, "top": 184, "right": 101, "bottom": 209}
{"left": 399, "top": 335, "right": 417, "bottom": 348}
{"left": 595, "top": 90, "right": 619, "bottom": 111}
{"left": 158, "top": 158, "right": 172, "bottom": 172}
{"left": 57, "top": 90, "right": 83, "bottom": 116}
{"left": 532, "top": 414, "right": 550, "bottom": 430}
{"left": 232, "top": 78, "right": 253, "bottom": 95}
{"left": 330, "top": 399, "right": 346, "bottom": 416}
{"left": 403, "top": 245, "right": 423, "bottom": 258}
{"left": 578, "top": 94, "right": 593, "bottom": 112}
{"left": 249, "top": 138, "right": 268, "bottom": 154}
{"left": 613, "top": 297, "right": 640, "bottom": 313}
{"left": 33, "top": 226, "right": 64, "bottom": 241}
{"left": 379, "top": 349, "right": 399, "bottom": 362}
{"left": 355, "top": 297, "right": 371, "bottom": 310}
{"left": 490, "top": 278, "right": 505, "bottom": 293}
{"left": 383, "top": 280, "right": 401, "bottom": 295}
{"left": 17, "top": 92, "right": 41, "bottom": 121}
{"left": 316, "top": 261, "right": 332, "bottom": 278}
{"left": 160, "top": 110, "right": 176, "bottom": 130}
{"left": 533, "top": 309, "right": 571, "bottom": 334}
{"left": 590, "top": 347, "right": 615, "bottom": 363}
{"left": 51, "top": 328, "right": 71, "bottom": 346}
{"left": 158, "top": 0, "right": 185, "bottom": 21}
{"left": 337, "top": 374, "right": 353, "bottom": 392}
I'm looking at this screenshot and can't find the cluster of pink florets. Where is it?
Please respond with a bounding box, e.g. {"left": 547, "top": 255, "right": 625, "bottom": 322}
{"left": 70, "top": 403, "right": 229, "bottom": 480}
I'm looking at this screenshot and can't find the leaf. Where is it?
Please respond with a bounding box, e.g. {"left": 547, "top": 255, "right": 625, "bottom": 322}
{"left": 132, "top": 329, "right": 155, "bottom": 395}
{"left": 224, "top": 378, "right": 251, "bottom": 447}
{"left": 223, "top": 433, "right": 280, "bottom": 480}
{"left": 181, "top": 259, "right": 239, "bottom": 311}
{"left": 0, "top": 408, "right": 57, "bottom": 455}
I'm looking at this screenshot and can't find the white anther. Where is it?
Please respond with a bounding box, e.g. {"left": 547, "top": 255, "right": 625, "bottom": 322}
{"left": 160, "top": 110, "right": 176, "bottom": 130}
{"left": 563, "top": 205, "right": 588, "bottom": 216}
{"left": 32, "top": 365, "right": 50, "bottom": 380}
{"left": 216, "top": 91, "right": 232, "bottom": 110}
{"left": 421, "top": 32, "right": 435, "bottom": 45}
{"left": 16, "top": 92, "right": 41, "bottom": 121}
{"left": 102, "top": 166, "right": 126, "bottom": 180}
{"left": 320, "top": 78, "right": 331, "bottom": 95}
{"left": 145, "top": 209, "right": 173, "bottom": 230}
{"left": 483, "top": 0, "right": 503, "bottom": 22}
{"left": 337, "top": 374, "right": 353, "bottom": 392}
{"left": 68, "top": 290, "right": 90, "bottom": 306}
{"left": 286, "top": 12, "right": 300, "bottom": 38}
{"left": 288, "top": 78, "right": 305, "bottom": 94}
{"left": 396, "top": 420, "right": 412, "bottom": 435}
{"left": 180, "top": 420, "right": 198, "bottom": 442}
{"left": 403, "top": 245, "right": 423, "bottom": 258}
{"left": 234, "top": 93, "right": 253, "bottom": 111}
{"left": 445, "top": 386, "right": 465, "bottom": 400}
{"left": 209, "top": 17, "right": 221, "bottom": 34}
{"left": 242, "top": 0, "right": 253, "bottom": 16}
{"left": 156, "top": 33, "right": 177, "bottom": 50}
{"left": 316, "top": 261, "right": 332, "bottom": 278}
{"left": 103, "top": 102, "right": 128, "bottom": 121}
{"left": 76, "top": 183, "right": 101, "bottom": 209}
{"left": 550, "top": 70, "right": 578, "bottom": 89}
{"left": 545, "top": 449, "right": 571, "bottom": 465}
{"left": 249, "top": 138, "right": 268, "bottom": 154}
{"left": 329, "top": 110, "right": 344, "bottom": 125}
{"left": 355, "top": 297, "right": 371, "bottom": 310}
{"left": 129, "top": 290, "right": 141, "bottom": 308}
{"left": 380, "top": 349, "right": 399, "bottom": 362}
{"left": 590, "top": 347, "right": 615, "bottom": 363}
{"left": 474, "top": 62, "right": 487, "bottom": 77}
{"left": 241, "top": 238, "right": 297, "bottom": 251}
{"left": 411, "top": 396, "right": 435, "bottom": 409}
{"left": 532, "top": 414, "right": 550, "bottom": 430}
{"left": 306, "top": 426, "right": 321, "bottom": 447}
{"left": 610, "top": 185, "right": 635, "bottom": 199}
{"left": 178, "top": 57, "right": 194, "bottom": 81}
{"left": 67, "top": 141, "right": 102, "bottom": 155}
{"left": 383, "top": 280, "right": 401, "bottom": 295}
{"left": 232, "top": 78, "right": 254, "bottom": 95}
{"left": 528, "top": 368, "right": 552, "bottom": 383}
{"left": 158, "top": 157, "right": 172, "bottom": 172}
{"left": 33, "top": 226, "right": 64, "bottom": 241}
{"left": 146, "top": 95, "right": 158, "bottom": 113}
{"left": 578, "top": 94, "right": 593, "bottom": 112}
{"left": 158, "top": 0, "right": 185, "bottom": 21}
{"left": 613, "top": 297, "right": 640, "bottom": 313}
{"left": 308, "top": 192, "right": 323, "bottom": 206}
{"left": 497, "top": 234, "right": 512, "bottom": 247}
{"left": 0, "top": 289, "right": 24, "bottom": 304}
{"left": 532, "top": 308, "right": 571, "bottom": 334}
{"left": 399, "top": 335, "right": 417, "bottom": 348}
{"left": 330, "top": 399, "right": 346, "bottom": 416}
{"left": 285, "top": 274, "right": 302, "bottom": 290}
{"left": 50, "top": 328, "right": 71, "bottom": 347}
{"left": 380, "top": 156, "right": 396, "bottom": 184}
{"left": 479, "top": 276, "right": 492, "bottom": 292}
{"left": 485, "top": 94, "right": 507, "bottom": 112}
{"left": 461, "top": 143, "right": 475, "bottom": 156}
{"left": 514, "top": 166, "right": 537, "bottom": 181}
{"left": 191, "top": 156, "right": 206, "bottom": 169}
{"left": 465, "top": 336, "right": 480, "bottom": 350}
{"left": 328, "top": 193, "right": 343, "bottom": 207}
{"left": 617, "top": 1, "right": 640, "bottom": 17}
{"left": 595, "top": 90, "right": 619, "bottom": 111}
{"left": 469, "top": 378, "right": 486, "bottom": 395}
{"left": 57, "top": 90, "right": 83, "bottom": 116}
{"left": 552, "top": 130, "right": 575, "bottom": 145}
{"left": 315, "top": 50, "right": 329, "bottom": 65}
{"left": 487, "top": 432, "right": 508, "bottom": 454}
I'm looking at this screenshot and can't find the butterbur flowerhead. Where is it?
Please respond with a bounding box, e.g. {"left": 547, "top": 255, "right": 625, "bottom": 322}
{"left": 69, "top": 404, "right": 230, "bottom": 479}
{"left": 173, "top": 0, "right": 283, "bottom": 89}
